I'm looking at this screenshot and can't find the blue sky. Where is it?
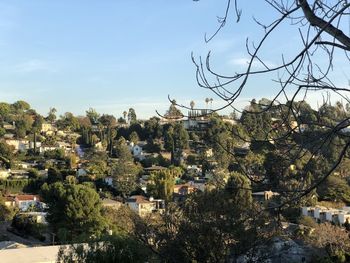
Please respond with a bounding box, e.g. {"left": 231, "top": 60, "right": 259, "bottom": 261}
{"left": 0, "top": 1, "right": 349, "bottom": 119}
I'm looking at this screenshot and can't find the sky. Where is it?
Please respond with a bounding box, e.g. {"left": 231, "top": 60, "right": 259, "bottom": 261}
{"left": 0, "top": 1, "right": 349, "bottom": 119}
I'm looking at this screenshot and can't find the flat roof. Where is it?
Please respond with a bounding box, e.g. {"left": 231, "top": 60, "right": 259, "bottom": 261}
{"left": 0, "top": 245, "right": 60, "bottom": 263}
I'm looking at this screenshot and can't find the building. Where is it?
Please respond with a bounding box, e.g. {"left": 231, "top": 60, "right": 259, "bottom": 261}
{"left": 301, "top": 206, "right": 350, "bottom": 225}
{"left": 126, "top": 195, "right": 165, "bottom": 217}
{"left": 41, "top": 123, "right": 57, "bottom": 135}
{"left": 5, "top": 139, "right": 29, "bottom": 152}
{"left": 6, "top": 195, "right": 46, "bottom": 212}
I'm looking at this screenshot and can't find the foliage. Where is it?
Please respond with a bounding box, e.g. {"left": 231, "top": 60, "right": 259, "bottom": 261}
{"left": 127, "top": 108, "right": 137, "bottom": 124}
{"left": 41, "top": 182, "right": 107, "bottom": 242}
{"left": 0, "top": 195, "right": 15, "bottom": 221}
{"left": 147, "top": 167, "right": 182, "bottom": 202}
{"left": 129, "top": 131, "right": 139, "bottom": 145}
{"left": 0, "top": 179, "right": 43, "bottom": 193}
{"left": 317, "top": 176, "right": 350, "bottom": 204}
{"left": 57, "top": 235, "right": 154, "bottom": 263}
{"left": 145, "top": 177, "right": 269, "bottom": 262}
{"left": 11, "top": 214, "right": 46, "bottom": 241}
{"left": 102, "top": 206, "right": 136, "bottom": 236}
{"left": 306, "top": 223, "right": 350, "bottom": 262}
{"left": 111, "top": 160, "right": 142, "bottom": 197}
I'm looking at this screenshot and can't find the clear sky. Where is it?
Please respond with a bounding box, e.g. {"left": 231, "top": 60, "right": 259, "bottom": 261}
{"left": 0, "top": 1, "right": 348, "bottom": 119}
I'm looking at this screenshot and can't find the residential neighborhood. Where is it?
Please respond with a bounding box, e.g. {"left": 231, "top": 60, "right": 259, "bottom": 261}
{"left": 0, "top": 98, "right": 350, "bottom": 262}
{"left": 1, "top": 1, "right": 350, "bottom": 262}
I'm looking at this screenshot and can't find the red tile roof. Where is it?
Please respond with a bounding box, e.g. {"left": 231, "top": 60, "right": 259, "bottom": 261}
{"left": 15, "top": 195, "right": 41, "bottom": 202}
{"left": 127, "top": 195, "right": 151, "bottom": 204}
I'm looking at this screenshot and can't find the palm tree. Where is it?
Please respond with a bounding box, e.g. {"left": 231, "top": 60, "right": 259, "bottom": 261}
{"left": 209, "top": 98, "right": 213, "bottom": 109}
{"left": 205, "top": 98, "right": 210, "bottom": 109}
{"left": 190, "top": 100, "right": 195, "bottom": 110}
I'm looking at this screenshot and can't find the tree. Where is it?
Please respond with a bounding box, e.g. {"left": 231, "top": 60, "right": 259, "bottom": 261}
{"left": 317, "top": 175, "right": 350, "bottom": 204}
{"left": 129, "top": 131, "right": 139, "bottom": 145}
{"left": 190, "top": 100, "right": 195, "bottom": 110}
{"left": 41, "top": 182, "right": 107, "bottom": 242}
{"left": 143, "top": 172, "right": 270, "bottom": 262}
{"left": 46, "top": 107, "right": 57, "bottom": 123}
{"left": 114, "top": 137, "right": 133, "bottom": 160}
{"left": 12, "top": 100, "right": 30, "bottom": 113}
{"left": 147, "top": 167, "right": 181, "bottom": 202}
{"left": 57, "top": 235, "right": 153, "bottom": 263}
{"left": 189, "top": 0, "right": 350, "bottom": 208}
{"left": 111, "top": 160, "right": 141, "bottom": 197}
{"left": 99, "top": 114, "right": 117, "bottom": 156}
{"left": 86, "top": 108, "right": 100, "bottom": 125}
{"left": 0, "top": 141, "right": 14, "bottom": 168}
{"left": 57, "top": 112, "right": 80, "bottom": 131}
{"left": 0, "top": 195, "right": 15, "bottom": 221}
{"left": 144, "top": 117, "right": 162, "bottom": 140}
{"left": 127, "top": 108, "right": 137, "bottom": 124}
{"left": 306, "top": 223, "right": 350, "bottom": 261}
{"left": 164, "top": 123, "right": 189, "bottom": 165}
{"left": 0, "top": 103, "right": 11, "bottom": 122}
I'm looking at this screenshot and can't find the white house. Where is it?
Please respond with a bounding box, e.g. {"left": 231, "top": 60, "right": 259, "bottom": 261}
{"left": 128, "top": 142, "right": 143, "bottom": 158}
{"left": 301, "top": 206, "right": 350, "bottom": 225}
{"left": 5, "top": 139, "right": 29, "bottom": 152}
{"left": 126, "top": 195, "right": 165, "bottom": 217}
{"left": 6, "top": 195, "right": 47, "bottom": 212}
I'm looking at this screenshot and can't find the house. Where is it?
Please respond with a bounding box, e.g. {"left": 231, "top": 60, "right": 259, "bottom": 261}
{"left": 6, "top": 195, "right": 46, "bottom": 212}
{"left": 126, "top": 195, "right": 165, "bottom": 217}
{"left": 9, "top": 170, "right": 29, "bottom": 179}
{"left": 301, "top": 206, "right": 350, "bottom": 225}
{"left": 2, "top": 122, "right": 15, "bottom": 132}
{"left": 41, "top": 123, "right": 57, "bottom": 135}
{"left": 5, "top": 139, "right": 29, "bottom": 152}
{"left": 173, "top": 183, "right": 198, "bottom": 202}
{"left": 16, "top": 161, "right": 36, "bottom": 169}
{"left": 183, "top": 109, "right": 212, "bottom": 130}
{"left": 57, "top": 141, "right": 72, "bottom": 153}
{"left": 128, "top": 141, "right": 148, "bottom": 160}
{"left": 173, "top": 184, "right": 197, "bottom": 195}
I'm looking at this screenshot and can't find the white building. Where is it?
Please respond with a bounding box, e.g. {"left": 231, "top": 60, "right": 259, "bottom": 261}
{"left": 126, "top": 195, "right": 165, "bottom": 217}
{"left": 301, "top": 206, "right": 350, "bottom": 225}
{"left": 6, "top": 195, "right": 46, "bottom": 212}
{"left": 5, "top": 139, "right": 29, "bottom": 152}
